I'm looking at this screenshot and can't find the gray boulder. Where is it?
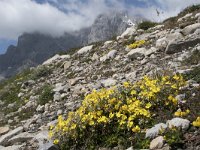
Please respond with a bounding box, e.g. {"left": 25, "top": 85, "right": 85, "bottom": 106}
{"left": 34, "top": 130, "right": 54, "bottom": 150}
{"left": 53, "top": 83, "right": 69, "bottom": 93}
{"left": 8, "top": 132, "right": 35, "bottom": 145}
{"left": 0, "top": 126, "right": 23, "bottom": 146}
{"left": 181, "top": 23, "right": 200, "bottom": 35}
{"left": 127, "top": 48, "right": 146, "bottom": 60}
{"left": 0, "top": 145, "right": 24, "bottom": 150}
{"left": 107, "top": 50, "right": 117, "bottom": 59}
{"left": 77, "top": 45, "right": 93, "bottom": 55}
{"left": 165, "top": 37, "right": 200, "bottom": 54}
{"left": 100, "top": 50, "right": 117, "bottom": 61}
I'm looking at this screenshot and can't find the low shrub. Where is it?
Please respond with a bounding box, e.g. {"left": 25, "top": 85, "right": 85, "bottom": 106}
{"left": 182, "top": 50, "right": 200, "bottom": 66}
{"left": 137, "top": 21, "right": 158, "bottom": 30}
{"left": 163, "top": 127, "right": 184, "bottom": 149}
{"left": 179, "top": 4, "right": 200, "bottom": 16}
{"left": 38, "top": 84, "right": 53, "bottom": 105}
{"left": 31, "top": 66, "right": 52, "bottom": 80}
{"left": 183, "top": 66, "right": 200, "bottom": 83}
{"left": 49, "top": 74, "right": 186, "bottom": 149}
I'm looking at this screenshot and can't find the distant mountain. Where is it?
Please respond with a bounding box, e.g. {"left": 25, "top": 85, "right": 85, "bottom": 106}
{"left": 0, "top": 11, "right": 138, "bottom": 79}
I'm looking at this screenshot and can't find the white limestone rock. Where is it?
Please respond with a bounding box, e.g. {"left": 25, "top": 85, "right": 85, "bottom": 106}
{"left": 101, "top": 78, "right": 117, "bottom": 87}
{"left": 127, "top": 48, "right": 146, "bottom": 60}
{"left": 150, "top": 136, "right": 164, "bottom": 150}
{"left": 118, "top": 26, "right": 136, "bottom": 39}
{"left": 181, "top": 23, "right": 200, "bottom": 36}
{"left": 43, "top": 54, "right": 70, "bottom": 65}
{"left": 100, "top": 50, "right": 117, "bottom": 62}
{"left": 167, "top": 117, "right": 190, "bottom": 130}
{"left": 146, "top": 123, "right": 167, "bottom": 139}
{"left": 77, "top": 45, "right": 93, "bottom": 55}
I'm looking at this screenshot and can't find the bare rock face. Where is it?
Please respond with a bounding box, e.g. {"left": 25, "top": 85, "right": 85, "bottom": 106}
{"left": 0, "top": 145, "right": 24, "bottom": 150}
{"left": 181, "top": 23, "right": 200, "bottom": 35}
{"left": 8, "top": 132, "right": 35, "bottom": 145}
{"left": 0, "top": 126, "right": 23, "bottom": 146}
{"left": 87, "top": 11, "right": 129, "bottom": 43}
{"left": 0, "top": 11, "right": 137, "bottom": 79}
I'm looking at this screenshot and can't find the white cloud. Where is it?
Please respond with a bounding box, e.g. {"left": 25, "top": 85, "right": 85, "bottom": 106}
{"left": 0, "top": 0, "right": 122, "bottom": 40}
{"left": 0, "top": 0, "right": 200, "bottom": 40}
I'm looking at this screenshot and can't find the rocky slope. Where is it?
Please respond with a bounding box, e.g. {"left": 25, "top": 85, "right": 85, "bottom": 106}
{"left": 0, "top": 11, "right": 137, "bottom": 79}
{"left": 0, "top": 5, "right": 200, "bottom": 150}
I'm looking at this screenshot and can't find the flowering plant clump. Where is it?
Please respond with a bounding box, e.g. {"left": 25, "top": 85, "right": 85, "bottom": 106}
{"left": 192, "top": 117, "right": 200, "bottom": 127}
{"left": 174, "top": 109, "right": 190, "bottom": 117}
{"left": 128, "top": 40, "right": 146, "bottom": 49}
{"left": 49, "top": 74, "right": 186, "bottom": 149}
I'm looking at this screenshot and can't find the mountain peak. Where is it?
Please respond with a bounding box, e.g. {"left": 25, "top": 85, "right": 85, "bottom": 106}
{"left": 0, "top": 11, "right": 140, "bottom": 78}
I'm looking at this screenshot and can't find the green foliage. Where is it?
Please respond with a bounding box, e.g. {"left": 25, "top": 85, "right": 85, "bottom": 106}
{"left": 163, "top": 16, "right": 177, "bottom": 29}
{"left": 133, "top": 133, "right": 150, "bottom": 149}
{"left": 18, "top": 106, "right": 35, "bottom": 121}
{"left": 179, "top": 4, "right": 200, "bottom": 15}
{"left": 38, "top": 84, "right": 53, "bottom": 105}
{"left": 182, "top": 50, "right": 200, "bottom": 66}
{"left": 137, "top": 21, "right": 158, "bottom": 30}
{"left": 163, "top": 128, "right": 184, "bottom": 149}
{"left": 31, "top": 66, "right": 52, "bottom": 80}
{"left": 0, "top": 84, "right": 20, "bottom": 105}
{"left": 0, "top": 69, "right": 32, "bottom": 90}
{"left": 163, "top": 4, "right": 200, "bottom": 29}
{"left": 183, "top": 66, "right": 200, "bottom": 83}
{"left": 58, "top": 47, "right": 80, "bottom": 56}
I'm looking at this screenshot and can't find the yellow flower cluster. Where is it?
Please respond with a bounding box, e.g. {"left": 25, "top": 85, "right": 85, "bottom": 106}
{"left": 49, "top": 74, "right": 186, "bottom": 148}
{"left": 174, "top": 109, "right": 190, "bottom": 117}
{"left": 128, "top": 40, "right": 146, "bottom": 49}
{"left": 192, "top": 117, "right": 200, "bottom": 127}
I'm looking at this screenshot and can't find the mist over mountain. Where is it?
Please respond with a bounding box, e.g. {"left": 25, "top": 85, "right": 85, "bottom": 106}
{"left": 0, "top": 11, "right": 138, "bottom": 79}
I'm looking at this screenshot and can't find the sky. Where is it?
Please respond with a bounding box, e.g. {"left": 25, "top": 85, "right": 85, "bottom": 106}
{"left": 0, "top": 0, "right": 200, "bottom": 54}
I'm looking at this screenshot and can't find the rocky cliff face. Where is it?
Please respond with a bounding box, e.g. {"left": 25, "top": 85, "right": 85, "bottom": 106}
{"left": 0, "top": 5, "right": 200, "bottom": 150}
{"left": 0, "top": 11, "right": 134, "bottom": 79}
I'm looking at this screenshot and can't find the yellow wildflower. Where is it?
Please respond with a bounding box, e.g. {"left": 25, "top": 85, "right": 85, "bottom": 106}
{"left": 145, "top": 102, "right": 152, "bottom": 109}
{"left": 53, "top": 139, "right": 59, "bottom": 145}
{"left": 89, "top": 120, "right": 95, "bottom": 126}
{"left": 70, "top": 124, "right": 77, "bottom": 130}
{"left": 127, "top": 121, "right": 133, "bottom": 128}
{"left": 173, "top": 74, "right": 180, "bottom": 80}
{"left": 97, "top": 116, "right": 108, "bottom": 123}
{"left": 132, "top": 125, "right": 140, "bottom": 132}
{"left": 192, "top": 117, "right": 200, "bottom": 127}
{"left": 174, "top": 109, "right": 190, "bottom": 117}
{"left": 123, "top": 82, "right": 130, "bottom": 87}
{"left": 109, "top": 112, "right": 114, "bottom": 119}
